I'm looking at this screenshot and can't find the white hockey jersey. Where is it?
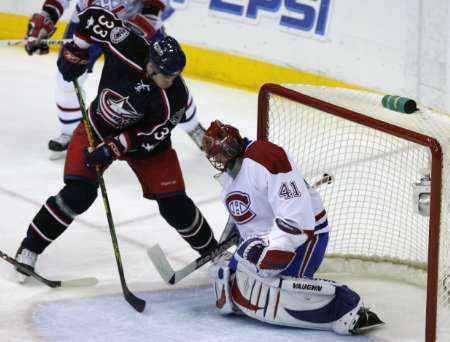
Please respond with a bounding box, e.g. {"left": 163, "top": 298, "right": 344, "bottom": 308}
{"left": 74, "top": 0, "right": 144, "bottom": 22}
{"left": 42, "top": 0, "right": 167, "bottom": 27}
{"left": 217, "top": 140, "right": 328, "bottom": 251}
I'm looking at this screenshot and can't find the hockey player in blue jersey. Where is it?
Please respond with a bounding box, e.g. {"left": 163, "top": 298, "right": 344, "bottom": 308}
{"left": 15, "top": 6, "right": 218, "bottom": 282}
{"left": 24, "top": 0, "right": 206, "bottom": 159}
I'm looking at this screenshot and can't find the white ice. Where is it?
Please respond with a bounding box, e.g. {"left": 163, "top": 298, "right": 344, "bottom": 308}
{"left": 0, "top": 47, "right": 435, "bottom": 342}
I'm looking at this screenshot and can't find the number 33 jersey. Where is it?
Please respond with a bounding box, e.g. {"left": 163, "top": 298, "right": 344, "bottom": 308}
{"left": 218, "top": 140, "right": 329, "bottom": 241}
{"left": 73, "top": 6, "right": 192, "bottom": 156}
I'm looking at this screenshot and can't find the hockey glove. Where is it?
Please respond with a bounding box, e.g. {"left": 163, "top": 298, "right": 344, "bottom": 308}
{"left": 142, "top": 0, "right": 167, "bottom": 10}
{"left": 84, "top": 137, "right": 126, "bottom": 168}
{"left": 25, "top": 12, "right": 56, "bottom": 55}
{"left": 57, "top": 42, "right": 89, "bottom": 82}
{"left": 235, "top": 236, "right": 296, "bottom": 277}
{"left": 129, "top": 14, "right": 157, "bottom": 39}
{"left": 236, "top": 237, "right": 267, "bottom": 265}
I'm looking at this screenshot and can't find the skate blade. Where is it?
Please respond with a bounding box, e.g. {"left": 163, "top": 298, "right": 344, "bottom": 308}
{"left": 49, "top": 151, "right": 66, "bottom": 161}
{"left": 16, "top": 272, "right": 29, "bottom": 284}
{"left": 354, "top": 321, "right": 385, "bottom": 334}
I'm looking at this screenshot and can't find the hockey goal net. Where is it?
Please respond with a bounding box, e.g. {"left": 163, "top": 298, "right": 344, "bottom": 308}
{"left": 257, "top": 83, "right": 450, "bottom": 342}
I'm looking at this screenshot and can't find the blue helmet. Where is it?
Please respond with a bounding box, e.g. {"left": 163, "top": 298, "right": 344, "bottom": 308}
{"left": 148, "top": 35, "right": 186, "bottom": 76}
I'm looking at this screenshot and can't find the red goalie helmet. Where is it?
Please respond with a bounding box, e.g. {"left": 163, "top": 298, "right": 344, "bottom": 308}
{"left": 202, "top": 120, "right": 244, "bottom": 171}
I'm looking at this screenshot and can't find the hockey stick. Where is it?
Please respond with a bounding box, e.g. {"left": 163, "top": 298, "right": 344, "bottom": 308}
{"left": 0, "top": 39, "right": 71, "bottom": 47}
{"left": 148, "top": 173, "right": 334, "bottom": 285}
{"left": 73, "top": 79, "right": 146, "bottom": 312}
{"left": 0, "top": 249, "right": 97, "bottom": 288}
{"left": 219, "top": 215, "right": 238, "bottom": 243}
{"left": 310, "top": 173, "right": 333, "bottom": 190}
{"left": 148, "top": 232, "right": 240, "bottom": 285}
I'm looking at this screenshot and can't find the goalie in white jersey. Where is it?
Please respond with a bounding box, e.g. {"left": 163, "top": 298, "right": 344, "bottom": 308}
{"left": 24, "top": 0, "right": 206, "bottom": 159}
{"left": 202, "top": 120, "right": 384, "bottom": 335}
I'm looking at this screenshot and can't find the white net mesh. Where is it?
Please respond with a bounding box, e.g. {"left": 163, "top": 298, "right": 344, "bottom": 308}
{"left": 260, "top": 84, "right": 450, "bottom": 341}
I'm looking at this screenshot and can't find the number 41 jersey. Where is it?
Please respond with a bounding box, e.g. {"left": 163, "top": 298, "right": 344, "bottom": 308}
{"left": 218, "top": 140, "right": 329, "bottom": 241}
{"left": 73, "top": 6, "right": 192, "bottom": 156}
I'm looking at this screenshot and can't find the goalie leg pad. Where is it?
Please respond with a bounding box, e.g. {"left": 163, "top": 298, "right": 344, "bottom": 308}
{"left": 332, "top": 293, "right": 362, "bottom": 335}
{"left": 212, "top": 255, "right": 239, "bottom": 315}
{"left": 230, "top": 265, "right": 362, "bottom": 334}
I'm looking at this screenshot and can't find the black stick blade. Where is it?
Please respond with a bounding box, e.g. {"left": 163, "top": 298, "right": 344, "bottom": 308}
{"left": 125, "top": 290, "right": 146, "bottom": 313}
{"left": 0, "top": 249, "right": 97, "bottom": 288}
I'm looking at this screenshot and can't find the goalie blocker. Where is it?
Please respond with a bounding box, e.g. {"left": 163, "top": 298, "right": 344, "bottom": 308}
{"left": 213, "top": 259, "right": 384, "bottom": 335}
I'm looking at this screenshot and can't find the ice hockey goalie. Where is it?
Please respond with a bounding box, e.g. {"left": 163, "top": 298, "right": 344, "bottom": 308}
{"left": 202, "top": 120, "right": 384, "bottom": 335}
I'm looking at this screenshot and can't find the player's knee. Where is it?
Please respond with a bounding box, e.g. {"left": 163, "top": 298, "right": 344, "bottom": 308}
{"left": 58, "top": 179, "right": 98, "bottom": 215}
{"left": 157, "top": 193, "right": 194, "bottom": 227}
{"left": 56, "top": 71, "right": 76, "bottom": 92}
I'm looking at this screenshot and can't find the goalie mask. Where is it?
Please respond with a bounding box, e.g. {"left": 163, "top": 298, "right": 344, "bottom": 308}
{"left": 202, "top": 120, "right": 244, "bottom": 171}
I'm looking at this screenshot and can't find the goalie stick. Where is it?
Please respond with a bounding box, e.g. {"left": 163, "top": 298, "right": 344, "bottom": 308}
{"left": 148, "top": 232, "right": 240, "bottom": 285}
{"left": 148, "top": 173, "right": 333, "bottom": 285}
{"left": 0, "top": 249, "right": 98, "bottom": 288}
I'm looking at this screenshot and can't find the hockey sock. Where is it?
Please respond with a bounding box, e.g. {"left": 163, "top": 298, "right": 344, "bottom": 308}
{"left": 22, "top": 196, "right": 74, "bottom": 254}
{"left": 22, "top": 180, "right": 97, "bottom": 254}
{"left": 157, "top": 194, "right": 218, "bottom": 255}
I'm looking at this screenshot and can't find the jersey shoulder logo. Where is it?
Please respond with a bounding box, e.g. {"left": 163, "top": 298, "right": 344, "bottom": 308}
{"left": 169, "top": 108, "right": 185, "bottom": 125}
{"left": 110, "top": 26, "right": 129, "bottom": 44}
{"left": 225, "top": 191, "right": 256, "bottom": 224}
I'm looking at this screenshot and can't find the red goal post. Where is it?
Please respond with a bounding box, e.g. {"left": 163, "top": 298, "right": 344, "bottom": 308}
{"left": 257, "top": 83, "right": 449, "bottom": 342}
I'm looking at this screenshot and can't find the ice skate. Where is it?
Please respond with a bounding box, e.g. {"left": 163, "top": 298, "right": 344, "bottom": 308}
{"left": 350, "top": 307, "right": 384, "bottom": 334}
{"left": 48, "top": 133, "right": 71, "bottom": 160}
{"left": 15, "top": 246, "right": 38, "bottom": 283}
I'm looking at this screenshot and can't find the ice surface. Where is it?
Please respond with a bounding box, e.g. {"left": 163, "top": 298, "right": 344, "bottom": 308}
{"left": 32, "top": 287, "right": 374, "bottom": 342}
{"left": 0, "top": 47, "right": 440, "bottom": 341}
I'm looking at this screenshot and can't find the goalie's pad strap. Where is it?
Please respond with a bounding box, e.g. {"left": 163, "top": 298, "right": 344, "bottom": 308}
{"left": 212, "top": 255, "right": 238, "bottom": 315}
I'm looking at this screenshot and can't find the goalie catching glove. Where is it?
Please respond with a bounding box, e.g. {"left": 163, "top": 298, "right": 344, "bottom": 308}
{"left": 235, "top": 236, "right": 296, "bottom": 277}
{"left": 84, "top": 136, "right": 127, "bottom": 168}
{"left": 235, "top": 218, "right": 315, "bottom": 277}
